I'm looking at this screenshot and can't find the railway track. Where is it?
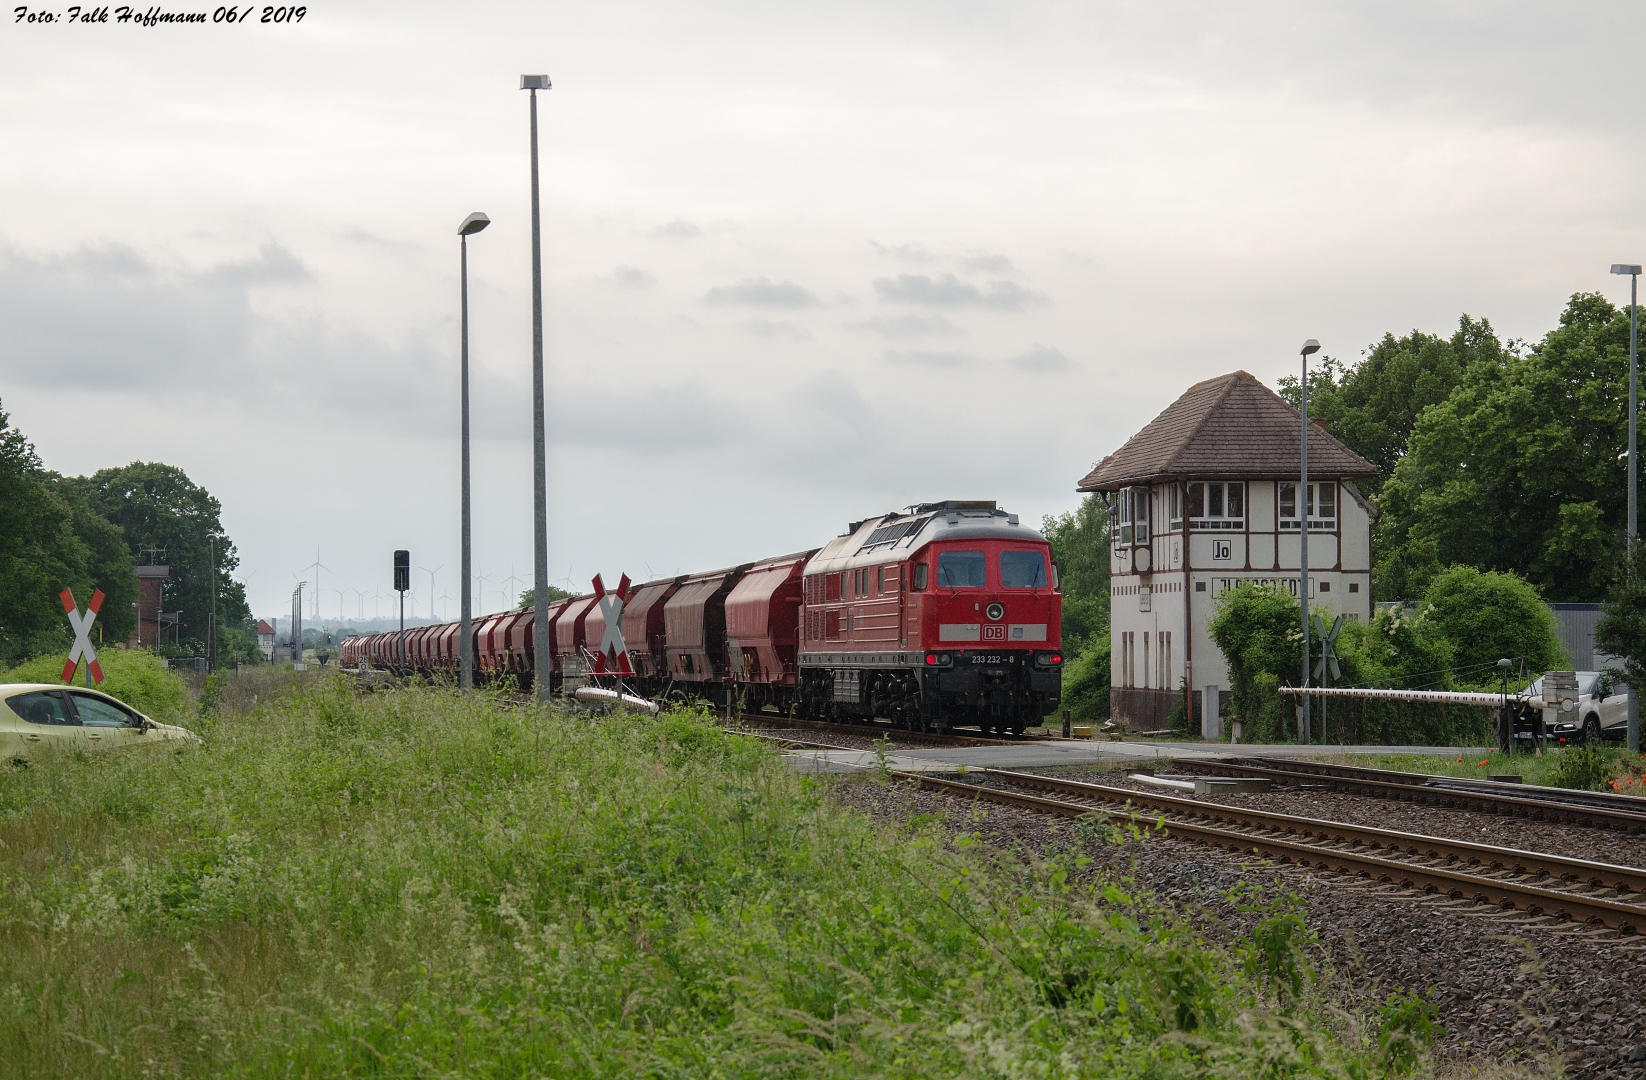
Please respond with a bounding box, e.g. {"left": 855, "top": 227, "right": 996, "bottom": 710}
{"left": 734, "top": 711, "right": 1047, "bottom": 749}
{"left": 1162, "top": 756, "right": 1646, "bottom": 834}
{"left": 901, "top": 768, "right": 1646, "bottom": 934}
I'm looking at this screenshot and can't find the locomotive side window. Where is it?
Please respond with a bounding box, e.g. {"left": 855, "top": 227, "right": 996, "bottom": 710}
{"left": 826, "top": 573, "right": 841, "bottom": 601}
{"left": 1000, "top": 550, "right": 1048, "bottom": 588}
{"left": 912, "top": 563, "right": 928, "bottom": 591}
{"left": 937, "top": 550, "right": 987, "bottom": 588}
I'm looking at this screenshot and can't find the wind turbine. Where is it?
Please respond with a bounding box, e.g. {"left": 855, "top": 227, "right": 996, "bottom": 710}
{"left": 475, "top": 570, "right": 493, "bottom": 616}
{"left": 419, "top": 564, "right": 443, "bottom": 621}
{"left": 300, "top": 548, "right": 331, "bottom": 623}
{"left": 503, "top": 564, "right": 523, "bottom": 610}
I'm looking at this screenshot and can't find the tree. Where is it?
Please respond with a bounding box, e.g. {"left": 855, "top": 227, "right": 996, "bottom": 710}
{"left": 0, "top": 403, "right": 138, "bottom": 665}
{"left": 1596, "top": 546, "right": 1646, "bottom": 692}
{"left": 62, "top": 462, "right": 250, "bottom": 655}
{"left": 1042, "top": 497, "right": 1111, "bottom": 720}
{"left": 1421, "top": 566, "right": 1566, "bottom": 684}
{"left": 517, "top": 585, "right": 573, "bottom": 610}
{"left": 1041, "top": 496, "right": 1110, "bottom": 649}
{"left": 1277, "top": 316, "right": 1503, "bottom": 496}
{"left": 1375, "top": 294, "right": 1634, "bottom": 600}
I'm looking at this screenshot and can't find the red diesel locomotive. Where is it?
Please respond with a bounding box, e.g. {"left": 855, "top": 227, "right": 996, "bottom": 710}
{"left": 340, "top": 500, "right": 1062, "bottom": 733}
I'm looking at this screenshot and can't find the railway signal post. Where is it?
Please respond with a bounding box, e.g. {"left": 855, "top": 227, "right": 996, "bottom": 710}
{"left": 394, "top": 550, "right": 410, "bottom": 670}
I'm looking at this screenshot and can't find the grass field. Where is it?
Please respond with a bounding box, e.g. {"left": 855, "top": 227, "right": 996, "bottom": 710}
{"left": 1320, "top": 745, "right": 1646, "bottom": 794}
{"left": 0, "top": 675, "right": 1433, "bottom": 1077}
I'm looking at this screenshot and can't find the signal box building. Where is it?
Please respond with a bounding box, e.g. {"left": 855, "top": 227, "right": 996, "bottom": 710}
{"left": 1076, "top": 371, "right": 1379, "bottom": 729}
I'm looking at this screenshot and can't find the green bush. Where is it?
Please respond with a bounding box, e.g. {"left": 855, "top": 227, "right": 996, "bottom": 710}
{"left": 1061, "top": 630, "right": 1111, "bottom": 720}
{"left": 0, "top": 679, "right": 1419, "bottom": 1077}
{"left": 3, "top": 648, "right": 193, "bottom": 723}
{"left": 1422, "top": 565, "right": 1566, "bottom": 684}
{"left": 1209, "top": 583, "right": 1489, "bottom": 746}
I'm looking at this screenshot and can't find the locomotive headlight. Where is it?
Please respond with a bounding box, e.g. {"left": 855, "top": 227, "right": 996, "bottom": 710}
{"left": 985, "top": 602, "right": 1004, "bottom": 621}
{"left": 1034, "top": 651, "right": 1062, "bottom": 668}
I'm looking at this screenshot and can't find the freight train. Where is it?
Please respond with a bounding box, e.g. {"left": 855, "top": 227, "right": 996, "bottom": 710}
{"left": 340, "top": 500, "right": 1063, "bottom": 734}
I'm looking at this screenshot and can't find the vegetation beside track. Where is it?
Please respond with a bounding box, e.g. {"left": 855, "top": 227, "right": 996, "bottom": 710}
{"left": 1316, "top": 745, "right": 1646, "bottom": 794}
{"left": 0, "top": 678, "right": 1432, "bottom": 1077}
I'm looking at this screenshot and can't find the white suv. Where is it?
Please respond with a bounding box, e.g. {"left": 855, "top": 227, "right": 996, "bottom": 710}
{"left": 1521, "top": 671, "right": 1629, "bottom": 744}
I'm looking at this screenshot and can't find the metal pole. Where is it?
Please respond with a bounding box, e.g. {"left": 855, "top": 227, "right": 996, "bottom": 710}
{"left": 208, "top": 534, "right": 216, "bottom": 673}
{"left": 1300, "top": 352, "right": 1311, "bottom": 745}
{"left": 1632, "top": 271, "right": 1640, "bottom": 752}
{"left": 461, "top": 232, "right": 474, "bottom": 693}
{"left": 528, "top": 84, "right": 551, "bottom": 703}
{"left": 399, "top": 590, "right": 406, "bottom": 670}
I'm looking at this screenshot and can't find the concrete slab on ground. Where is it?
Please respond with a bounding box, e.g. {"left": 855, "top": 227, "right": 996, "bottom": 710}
{"left": 783, "top": 738, "right": 1490, "bottom": 774}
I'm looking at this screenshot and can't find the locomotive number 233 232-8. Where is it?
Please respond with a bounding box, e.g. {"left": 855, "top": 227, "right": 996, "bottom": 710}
{"left": 970, "top": 654, "right": 1009, "bottom": 665}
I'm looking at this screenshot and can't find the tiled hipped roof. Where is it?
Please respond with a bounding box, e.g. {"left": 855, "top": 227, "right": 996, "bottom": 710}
{"left": 1076, "top": 370, "right": 1378, "bottom": 491}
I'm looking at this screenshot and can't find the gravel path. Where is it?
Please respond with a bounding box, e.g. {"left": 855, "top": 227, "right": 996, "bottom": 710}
{"left": 832, "top": 772, "right": 1646, "bottom": 1079}
{"left": 1033, "top": 765, "right": 1646, "bottom": 870}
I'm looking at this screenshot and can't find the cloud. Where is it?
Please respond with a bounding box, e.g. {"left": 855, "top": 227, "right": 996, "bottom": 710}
{"left": 655, "top": 219, "right": 702, "bottom": 238}
{"left": 743, "top": 317, "right": 811, "bottom": 340}
{"left": 870, "top": 241, "right": 937, "bottom": 263}
{"left": 1007, "top": 344, "right": 1072, "bottom": 373}
{"left": 612, "top": 266, "right": 657, "bottom": 289}
{"left": 882, "top": 349, "right": 981, "bottom": 369}
{"left": 703, "top": 277, "right": 820, "bottom": 308}
{"left": 957, "top": 251, "right": 1016, "bottom": 275}
{"left": 872, "top": 273, "right": 1046, "bottom": 311}
{"left": 847, "top": 314, "right": 961, "bottom": 337}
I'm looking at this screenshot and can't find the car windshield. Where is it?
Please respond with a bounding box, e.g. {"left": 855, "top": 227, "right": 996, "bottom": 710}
{"left": 1000, "top": 550, "right": 1048, "bottom": 588}
{"left": 936, "top": 550, "right": 987, "bottom": 588}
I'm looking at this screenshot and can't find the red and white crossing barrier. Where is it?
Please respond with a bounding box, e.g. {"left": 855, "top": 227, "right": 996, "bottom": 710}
{"left": 1277, "top": 685, "right": 1510, "bottom": 707}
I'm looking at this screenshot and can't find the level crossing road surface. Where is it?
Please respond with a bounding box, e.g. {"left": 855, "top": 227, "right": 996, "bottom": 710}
{"left": 784, "top": 737, "right": 1490, "bottom": 774}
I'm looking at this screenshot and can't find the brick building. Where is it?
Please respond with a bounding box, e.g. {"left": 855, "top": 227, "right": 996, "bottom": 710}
{"left": 1077, "top": 371, "right": 1379, "bottom": 729}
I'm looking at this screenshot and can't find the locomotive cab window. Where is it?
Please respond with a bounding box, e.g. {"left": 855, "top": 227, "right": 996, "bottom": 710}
{"left": 1000, "top": 550, "right": 1048, "bottom": 588}
{"left": 936, "top": 550, "right": 987, "bottom": 588}
{"left": 911, "top": 563, "right": 929, "bottom": 591}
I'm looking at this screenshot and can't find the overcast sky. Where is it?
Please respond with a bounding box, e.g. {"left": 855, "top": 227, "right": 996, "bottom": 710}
{"left": 4, "top": 1, "right": 1645, "bottom": 625}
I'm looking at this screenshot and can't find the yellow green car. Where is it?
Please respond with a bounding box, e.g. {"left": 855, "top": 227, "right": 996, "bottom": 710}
{"left": 0, "top": 684, "right": 198, "bottom": 758}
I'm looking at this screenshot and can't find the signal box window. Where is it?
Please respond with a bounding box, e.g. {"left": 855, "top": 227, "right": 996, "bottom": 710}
{"left": 1279, "top": 481, "right": 1336, "bottom": 530}
{"left": 1187, "top": 482, "right": 1244, "bottom": 530}
{"left": 936, "top": 550, "right": 987, "bottom": 588}
{"left": 1000, "top": 550, "right": 1048, "bottom": 588}
{"left": 1168, "top": 485, "right": 1183, "bottom": 530}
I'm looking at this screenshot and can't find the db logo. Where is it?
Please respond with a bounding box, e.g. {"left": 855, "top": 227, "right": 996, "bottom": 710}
{"left": 983, "top": 625, "right": 1006, "bottom": 641}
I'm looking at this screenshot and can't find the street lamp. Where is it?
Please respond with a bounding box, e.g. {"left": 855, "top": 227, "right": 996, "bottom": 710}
{"left": 521, "top": 72, "right": 552, "bottom": 703}
{"left": 1613, "top": 262, "right": 1642, "bottom": 753}
{"left": 458, "top": 210, "right": 490, "bottom": 692}
{"left": 1299, "top": 338, "right": 1321, "bottom": 745}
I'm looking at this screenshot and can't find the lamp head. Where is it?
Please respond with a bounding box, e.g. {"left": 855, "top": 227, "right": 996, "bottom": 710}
{"left": 520, "top": 74, "right": 552, "bottom": 90}
{"left": 458, "top": 212, "right": 491, "bottom": 237}
{"left": 1614, "top": 264, "right": 1643, "bottom": 276}
{"left": 1300, "top": 338, "right": 1321, "bottom": 356}
{"left": 1497, "top": 658, "right": 1513, "bottom": 669}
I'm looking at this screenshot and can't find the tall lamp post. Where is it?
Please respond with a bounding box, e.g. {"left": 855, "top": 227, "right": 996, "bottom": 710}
{"left": 458, "top": 211, "right": 490, "bottom": 692}
{"left": 521, "top": 73, "right": 552, "bottom": 703}
{"left": 1614, "top": 263, "right": 1642, "bottom": 753}
{"left": 1299, "top": 338, "right": 1321, "bottom": 745}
